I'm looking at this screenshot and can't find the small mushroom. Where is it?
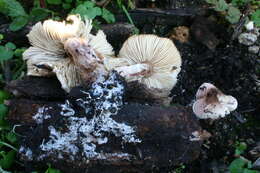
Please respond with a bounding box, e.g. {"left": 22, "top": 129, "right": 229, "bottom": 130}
{"left": 192, "top": 83, "right": 238, "bottom": 119}
{"left": 23, "top": 15, "right": 114, "bottom": 92}
{"left": 104, "top": 34, "right": 182, "bottom": 101}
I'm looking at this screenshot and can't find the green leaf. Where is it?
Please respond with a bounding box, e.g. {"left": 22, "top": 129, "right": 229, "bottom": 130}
{"left": 65, "top": 0, "right": 72, "bottom": 3}
{"left": 14, "top": 48, "right": 26, "bottom": 57}
{"left": 0, "top": 104, "right": 8, "bottom": 126}
{"left": 5, "top": 42, "right": 16, "bottom": 50}
{"left": 62, "top": 3, "right": 71, "bottom": 9}
{"left": 0, "top": 0, "right": 27, "bottom": 17}
{"left": 0, "top": 90, "right": 10, "bottom": 104}
{"left": 0, "top": 104, "right": 8, "bottom": 118}
{"left": 251, "top": 10, "right": 260, "bottom": 27}
{"left": 46, "top": 0, "right": 62, "bottom": 5}
{"left": 243, "top": 169, "right": 260, "bottom": 173}
{"left": 0, "top": 34, "right": 3, "bottom": 40}
{"left": 71, "top": 1, "right": 102, "bottom": 19}
{"left": 0, "top": 46, "right": 14, "bottom": 61}
{"left": 0, "top": 150, "right": 16, "bottom": 169}
{"left": 30, "top": 8, "right": 51, "bottom": 21}
{"left": 229, "top": 158, "right": 247, "bottom": 173}
{"left": 206, "top": 0, "right": 218, "bottom": 4}
{"left": 45, "top": 167, "right": 62, "bottom": 173}
{"left": 9, "top": 16, "right": 29, "bottom": 31}
{"left": 226, "top": 6, "right": 241, "bottom": 24}
{"left": 215, "top": 0, "right": 229, "bottom": 11}
{"left": 102, "top": 8, "right": 115, "bottom": 23}
{"left": 235, "top": 142, "right": 247, "bottom": 155}
{"left": 6, "top": 132, "right": 17, "bottom": 144}
{"left": 83, "top": 1, "right": 95, "bottom": 8}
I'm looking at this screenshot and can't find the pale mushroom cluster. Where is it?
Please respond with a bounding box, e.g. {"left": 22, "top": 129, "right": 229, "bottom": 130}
{"left": 23, "top": 15, "right": 114, "bottom": 92}
{"left": 23, "top": 15, "right": 182, "bottom": 104}
{"left": 192, "top": 83, "right": 238, "bottom": 119}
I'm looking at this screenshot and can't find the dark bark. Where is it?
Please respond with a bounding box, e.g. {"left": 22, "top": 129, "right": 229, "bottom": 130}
{"left": 6, "top": 76, "right": 203, "bottom": 173}
{"left": 5, "top": 76, "right": 67, "bottom": 100}
{"left": 8, "top": 99, "right": 202, "bottom": 173}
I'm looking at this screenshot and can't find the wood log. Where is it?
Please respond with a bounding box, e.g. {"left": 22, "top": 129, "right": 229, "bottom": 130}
{"left": 6, "top": 74, "right": 203, "bottom": 173}
{"left": 8, "top": 100, "right": 202, "bottom": 173}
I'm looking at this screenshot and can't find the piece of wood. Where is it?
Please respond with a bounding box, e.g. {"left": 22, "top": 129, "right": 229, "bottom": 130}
{"left": 6, "top": 76, "right": 67, "bottom": 100}
{"left": 8, "top": 99, "right": 202, "bottom": 173}
{"left": 6, "top": 75, "right": 203, "bottom": 173}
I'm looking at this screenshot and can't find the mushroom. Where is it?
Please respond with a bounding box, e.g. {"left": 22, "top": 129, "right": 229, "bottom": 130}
{"left": 192, "top": 83, "right": 238, "bottom": 119}
{"left": 104, "top": 34, "right": 182, "bottom": 102}
{"left": 23, "top": 15, "right": 114, "bottom": 92}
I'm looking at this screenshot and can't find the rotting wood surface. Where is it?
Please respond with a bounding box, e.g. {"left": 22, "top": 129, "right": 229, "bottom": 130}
{"left": 7, "top": 76, "right": 202, "bottom": 173}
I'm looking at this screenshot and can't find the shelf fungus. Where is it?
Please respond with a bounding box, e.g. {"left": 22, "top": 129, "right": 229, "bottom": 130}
{"left": 104, "top": 34, "right": 182, "bottom": 104}
{"left": 23, "top": 15, "right": 114, "bottom": 92}
{"left": 192, "top": 83, "right": 238, "bottom": 119}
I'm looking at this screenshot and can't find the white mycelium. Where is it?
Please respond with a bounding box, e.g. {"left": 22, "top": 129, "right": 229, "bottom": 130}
{"left": 33, "top": 106, "right": 52, "bottom": 124}
{"left": 26, "top": 72, "right": 141, "bottom": 160}
{"left": 19, "top": 146, "right": 33, "bottom": 160}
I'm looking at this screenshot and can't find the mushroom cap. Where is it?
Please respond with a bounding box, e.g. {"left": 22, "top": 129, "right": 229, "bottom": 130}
{"left": 105, "top": 34, "right": 182, "bottom": 91}
{"left": 192, "top": 83, "right": 238, "bottom": 119}
{"left": 23, "top": 15, "right": 114, "bottom": 92}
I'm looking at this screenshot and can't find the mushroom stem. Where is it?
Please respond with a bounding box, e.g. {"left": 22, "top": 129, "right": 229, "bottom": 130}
{"left": 114, "top": 63, "right": 151, "bottom": 79}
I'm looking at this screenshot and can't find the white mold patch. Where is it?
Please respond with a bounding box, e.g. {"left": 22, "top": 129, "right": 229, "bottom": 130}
{"left": 36, "top": 72, "right": 141, "bottom": 160}
{"left": 33, "top": 106, "right": 52, "bottom": 124}
{"left": 19, "top": 146, "right": 33, "bottom": 161}
{"left": 60, "top": 100, "right": 75, "bottom": 116}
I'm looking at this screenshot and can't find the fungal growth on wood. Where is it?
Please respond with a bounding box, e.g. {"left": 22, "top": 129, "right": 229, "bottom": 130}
{"left": 192, "top": 83, "right": 238, "bottom": 119}
{"left": 23, "top": 15, "right": 114, "bottom": 92}
{"left": 104, "top": 34, "right": 182, "bottom": 104}
{"left": 19, "top": 72, "right": 141, "bottom": 161}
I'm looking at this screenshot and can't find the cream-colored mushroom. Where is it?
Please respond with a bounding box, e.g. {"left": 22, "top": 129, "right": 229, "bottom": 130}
{"left": 23, "top": 15, "right": 114, "bottom": 92}
{"left": 192, "top": 83, "right": 238, "bottom": 119}
{"left": 104, "top": 34, "right": 182, "bottom": 98}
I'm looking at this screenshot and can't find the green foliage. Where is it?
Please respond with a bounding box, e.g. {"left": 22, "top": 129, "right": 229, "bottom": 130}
{"left": 0, "top": 35, "right": 3, "bottom": 41}
{"left": 47, "top": 0, "right": 62, "bottom": 5}
{"left": 0, "top": 0, "right": 51, "bottom": 31}
{"left": 174, "top": 164, "right": 186, "bottom": 173}
{"left": 0, "top": 0, "right": 29, "bottom": 31}
{"left": 228, "top": 142, "right": 260, "bottom": 173}
{"left": 229, "top": 158, "right": 259, "bottom": 173}
{"left": 0, "top": 150, "right": 16, "bottom": 169}
{"left": 45, "top": 165, "right": 62, "bottom": 173}
{"left": 214, "top": 0, "right": 229, "bottom": 11}
{"left": 251, "top": 9, "right": 260, "bottom": 26}
{"left": 30, "top": 8, "right": 52, "bottom": 22}
{"left": 71, "top": 1, "right": 115, "bottom": 23}
{"left": 205, "top": 0, "right": 259, "bottom": 25}
{"left": 0, "top": 42, "right": 15, "bottom": 61}
{"left": 72, "top": 1, "right": 102, "bottom": 19}
{"left": 226, "top": 6, "right": 242, "bottom": 24}
{"left": 116, "top": 0, "right": 139, "bottom": 34}
{"left": 102, "top": 8, "right": 115, "bottom": 23}
{"left": 235, "top": 142, "right": 247, "bottom": 155}
{"left": 0, "top": 90, "right": 10, "bottom": 104}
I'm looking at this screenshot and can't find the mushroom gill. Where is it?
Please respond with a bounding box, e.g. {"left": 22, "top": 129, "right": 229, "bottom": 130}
{"left": 23, "top": 15, "right": 114, "bottom": 92}
{"left": 192, "top": 83, "right": 238, "bottom": 119}
{"left": 104, "top": 34, "right": 182, "bottom": 99}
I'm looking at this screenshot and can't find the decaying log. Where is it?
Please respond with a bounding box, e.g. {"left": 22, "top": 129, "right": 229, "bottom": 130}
{"left": 8, "top": 100, "right": 202, "bottom": 173}
{"left": 116, "top": 8, "right": 208, "bottom": 27}
{"left": 6, "top": 76, "right": 66, "bottom": 100}
{"left": 6, "top": 74, "right": 203, "bottom": 173}
{"left": 100, "top": 23, "right": 136, "bottom": 53}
